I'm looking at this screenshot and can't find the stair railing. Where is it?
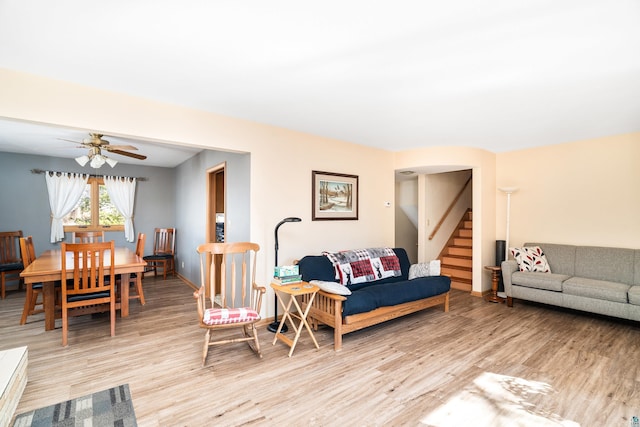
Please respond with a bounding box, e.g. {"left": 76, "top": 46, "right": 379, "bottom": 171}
{"left": 428, "top": 176, "right": 472, "bottom": 241}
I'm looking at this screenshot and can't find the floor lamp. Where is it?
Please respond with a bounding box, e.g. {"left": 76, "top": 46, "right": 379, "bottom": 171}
{"left": 498, "top": 186, "right": 519, "bottom": 261}
{"left": 267, "top": 217, "right": 302, "bottom": 333}
{"left": 498, "top": 187, "right": 518, "bottom": 298}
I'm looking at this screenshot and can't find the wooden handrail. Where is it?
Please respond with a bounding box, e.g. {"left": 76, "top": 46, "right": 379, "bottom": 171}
{"left": 428, "top": 176, "right": 472, "bottom": 240}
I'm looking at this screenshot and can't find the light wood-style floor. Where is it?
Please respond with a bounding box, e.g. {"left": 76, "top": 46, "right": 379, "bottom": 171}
{"left": 2, "top": 276, "right": 640, "bottom": 426}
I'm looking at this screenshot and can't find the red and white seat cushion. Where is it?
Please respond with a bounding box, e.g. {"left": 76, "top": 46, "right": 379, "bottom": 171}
{"left": 202, "top": 307, "right": 260, "bottom": 326}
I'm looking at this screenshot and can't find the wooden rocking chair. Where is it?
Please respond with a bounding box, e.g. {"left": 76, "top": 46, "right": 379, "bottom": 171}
{"left": 193, "top": 242, "right": 266, "bottom": 368}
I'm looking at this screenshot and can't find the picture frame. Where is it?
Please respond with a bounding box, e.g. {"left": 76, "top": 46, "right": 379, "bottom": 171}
{"left": 312, "top": 170, "right": 359, "bottom": 221}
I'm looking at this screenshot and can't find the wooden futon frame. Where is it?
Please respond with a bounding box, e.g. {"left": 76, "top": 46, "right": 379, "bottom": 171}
{"left": 299, "top": 290, "right": 450, "bottom": 351}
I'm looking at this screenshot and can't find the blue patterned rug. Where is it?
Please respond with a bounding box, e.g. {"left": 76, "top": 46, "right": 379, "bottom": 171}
{"left": 13, "top": 384, "right": 137, "bottom": 427}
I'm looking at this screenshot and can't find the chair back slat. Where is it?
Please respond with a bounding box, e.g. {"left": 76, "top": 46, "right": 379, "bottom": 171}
{"left": 0, "top": 231, "right": 23, "bottom": 264}
{"left": 62, "top": 241, "right": 114, "bottom": 296}
{"left": 153, "top": 228, "right": 175, "bottom": 256}
{"left": 197, "top": 242, "right": 259, "bottom": 310}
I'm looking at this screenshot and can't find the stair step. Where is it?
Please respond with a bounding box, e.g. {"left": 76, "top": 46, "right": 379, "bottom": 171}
{"left": 440, "top": 209, "right": 473, "bottom": 292}
{"left": 441, "top": 265, "right": 473, "bottom": 280}
{"left": 453, "top": 237, "right": 472, "bottom": 247}
{"left": 441, "top": 255, "right": 472, "bottom": 268}
{"left": 450, "top": 279, "right": 472, "bottom": 292}
{"left": 447, "top": 246, "right": 472, "bottom": 257}
{"left": 458, "top": 229, "right": 472, "bottom": 238}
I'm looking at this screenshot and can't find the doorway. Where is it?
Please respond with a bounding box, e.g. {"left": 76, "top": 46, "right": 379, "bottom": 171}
{"left": 206, "top": 163, "right": 226, "bottom": 297}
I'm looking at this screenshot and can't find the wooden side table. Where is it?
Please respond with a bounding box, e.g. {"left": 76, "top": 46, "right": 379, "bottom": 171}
{"left": 271, "top": 282, "right": 320, "bottom": 357}
{"left": 484, "top": 266, "right": 505, "bottom": 303}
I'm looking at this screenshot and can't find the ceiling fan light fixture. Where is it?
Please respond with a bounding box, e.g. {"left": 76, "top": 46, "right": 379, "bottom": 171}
{"left": 75, "top": 155, "right": 90, "bottom": 167}
{"left": 90, "top": 154, "right": 106, "bottom": 168}
{"left": 105, "top": 157, "right": 118, "bottom": 168}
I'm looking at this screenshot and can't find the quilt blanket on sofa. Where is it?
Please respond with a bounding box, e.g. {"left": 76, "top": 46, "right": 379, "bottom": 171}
{"left": 322, "top": 247, "right": 401, "bottom": 286}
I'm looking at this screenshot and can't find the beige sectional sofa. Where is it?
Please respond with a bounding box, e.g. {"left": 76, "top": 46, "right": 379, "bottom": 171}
{"left": 501, "top": 242, "right": 640, "bottom": 321}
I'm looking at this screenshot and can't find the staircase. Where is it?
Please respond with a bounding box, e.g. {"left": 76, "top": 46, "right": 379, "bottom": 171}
{"left": 439, "top": 209, "right": 472, "bottom": 292}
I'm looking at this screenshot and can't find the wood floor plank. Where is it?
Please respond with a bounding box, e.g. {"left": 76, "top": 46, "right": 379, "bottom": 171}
{"left": 3, "top": 278, "right": 640, "bottom": 426}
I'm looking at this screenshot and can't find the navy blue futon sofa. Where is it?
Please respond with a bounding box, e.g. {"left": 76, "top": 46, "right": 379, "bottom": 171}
{"left": 297, "top": 248, "right": 451, "bottom": 351}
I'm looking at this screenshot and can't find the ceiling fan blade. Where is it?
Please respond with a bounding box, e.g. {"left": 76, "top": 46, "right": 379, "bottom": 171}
{"left": 109, "top": 149, "right": 147, "bottom": 160}
{"left": 58, "top": 138, "right": 86, "bottom": 145}
{"left": 104, "top": 144, "right": 138, "bottom": 151}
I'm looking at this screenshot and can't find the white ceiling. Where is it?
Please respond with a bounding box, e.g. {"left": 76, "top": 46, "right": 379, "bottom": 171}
{"left": 0, "top": 119, "right": 202, "bottom": 167}
{"left": 1, "top": 0, "right": 639, "bottom": 167}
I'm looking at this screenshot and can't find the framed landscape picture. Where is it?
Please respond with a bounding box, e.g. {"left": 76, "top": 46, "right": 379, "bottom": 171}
{"left": 312, "top": 171, "right": 359, "bottom": 220}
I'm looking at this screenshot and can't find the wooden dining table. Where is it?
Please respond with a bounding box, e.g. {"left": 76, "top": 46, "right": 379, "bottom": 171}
{"left": 20, "top": 247, "right": 146, "bottom": 331}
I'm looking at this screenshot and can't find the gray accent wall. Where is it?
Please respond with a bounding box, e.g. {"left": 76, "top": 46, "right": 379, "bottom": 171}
{"left": 0, "top": 151, "right": 175, "bottom": 256}
{"left": 0, "top": 149, "right": 250, "bottom": 286}
{"left": 174, "top": 150, "right": 250, "bottom": 285}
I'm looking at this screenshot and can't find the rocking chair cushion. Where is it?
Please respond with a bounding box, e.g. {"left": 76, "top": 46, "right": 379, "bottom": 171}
{"left": 203, "top": 307, "right": 260, "bottom": 325}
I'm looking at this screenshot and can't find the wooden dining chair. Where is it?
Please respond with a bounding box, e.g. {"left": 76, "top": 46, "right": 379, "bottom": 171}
{"left": 71, "top": 231, "right": 104, "bottom": 243}
{"left": 118, "top": 232, "right": 146, "bottom": 305}
{"left": 19, "top": 236, "right": 45, "bottom": 324}
{"left": 0, "top": 230, "right": 24, "bottom": 299}
{"left": 143, "top": 228, "right": 176, "bottom": 280}
{"left": 61, "top": 240, "right": 116, "bottom": 346}
{"left": 194, "top": 242, "right": 266, "bottom": 367}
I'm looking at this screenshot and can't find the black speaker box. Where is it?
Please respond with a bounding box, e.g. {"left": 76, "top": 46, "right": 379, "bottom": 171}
{"left": 495, "top": 240, "right": 506, "bottom": 292}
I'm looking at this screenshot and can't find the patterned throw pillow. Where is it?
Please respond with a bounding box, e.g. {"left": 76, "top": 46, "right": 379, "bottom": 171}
{"left": 510, "top": 246, "right": 551, "bottom": 273}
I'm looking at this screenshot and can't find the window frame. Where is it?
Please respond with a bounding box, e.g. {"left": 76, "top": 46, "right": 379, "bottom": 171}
{"left": 63, "top": 176, "right": 125, "bottom": 233}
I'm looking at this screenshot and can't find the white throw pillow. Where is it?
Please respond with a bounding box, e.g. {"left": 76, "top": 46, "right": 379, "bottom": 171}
{"left": 309, "top": 280, "right": 352, "bottom": 295}
{"left": 408, "top": 260, "right": 441, "bottom": 279}
{"left": 429, "top": 259, "right": 441, "bottom": 276}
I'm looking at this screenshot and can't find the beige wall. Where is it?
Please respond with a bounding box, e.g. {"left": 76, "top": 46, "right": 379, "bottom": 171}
{"left": 496, "top": 134, "right": 640, "bottom": 250}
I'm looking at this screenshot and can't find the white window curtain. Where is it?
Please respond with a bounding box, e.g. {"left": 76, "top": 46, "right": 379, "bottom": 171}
{"left": 45, "top": 172, "right": 89, "bottom": 243}
{"left": 104, "top": 176, "right": 137, "bottom": 242}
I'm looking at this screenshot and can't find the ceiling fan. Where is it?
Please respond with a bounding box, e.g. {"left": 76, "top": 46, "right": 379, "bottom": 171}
{"left": 62, "top": 133, "right": 147, "bottom": 168}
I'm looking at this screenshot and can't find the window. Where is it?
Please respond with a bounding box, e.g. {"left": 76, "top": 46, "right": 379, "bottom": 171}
{"left": 63, "top": 177, "right": 124, "bottom": 232}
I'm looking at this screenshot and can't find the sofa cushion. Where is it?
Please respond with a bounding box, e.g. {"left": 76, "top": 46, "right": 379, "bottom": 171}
{"left": 512, "top": 271, "right": 570, "bottom": 292}
{"left": 563, "top": 277, "right": 630, "bottom": 303}
{"left": 628, "top": 286, "right": 640, "bottom": 306}
{"left": 342, "top": 276, "right": 451, "bottom": 317}
{"left": 297, "top": 255, "right": 336, "bottom": 282}
{"left": 574, "top": 246, "right": 635, "bottom": 285}
{"left": 510, "top": 246, "right": 551, "bottom": 273}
